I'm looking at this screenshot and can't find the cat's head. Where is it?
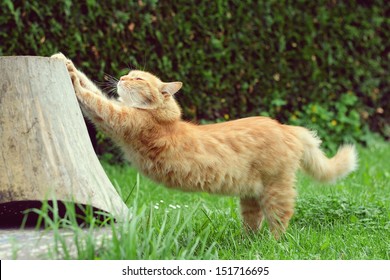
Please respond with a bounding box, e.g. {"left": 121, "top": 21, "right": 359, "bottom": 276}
{"left": 117, "top": 70, "right": 182, "bottom": 111}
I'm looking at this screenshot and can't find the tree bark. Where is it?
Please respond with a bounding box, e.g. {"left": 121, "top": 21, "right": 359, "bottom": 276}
{"left": 0, "top": 56, "right": 129, "bottom": 225}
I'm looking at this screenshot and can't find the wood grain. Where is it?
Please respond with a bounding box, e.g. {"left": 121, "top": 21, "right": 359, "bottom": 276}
{"left": 0, "top": 56, "right": 129, "bottom": 223}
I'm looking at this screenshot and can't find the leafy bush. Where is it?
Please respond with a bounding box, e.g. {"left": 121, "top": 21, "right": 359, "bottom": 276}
{"left": 1, "top": 0, "right": 388, "bottom": 153}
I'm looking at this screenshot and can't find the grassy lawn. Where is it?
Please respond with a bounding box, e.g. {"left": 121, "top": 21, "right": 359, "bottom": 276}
{"left": 89, "top": 139, "right": 389, "bottom": 260}
{"left": 27, "top": 139, "right": 389, "bottom": 260}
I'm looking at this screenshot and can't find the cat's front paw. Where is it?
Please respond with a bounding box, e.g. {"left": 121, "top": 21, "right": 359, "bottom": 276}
{"left": 51, "top": 52, "right": 76, "bottom": 72}
{"left": 69, "top": 72, "right": 83, "bottom": 93}
{"left": 51, "top": 52, "right": 66, "bottom": 59}
{"left": 51, "top": 52, "right": 70, "bottom": 64}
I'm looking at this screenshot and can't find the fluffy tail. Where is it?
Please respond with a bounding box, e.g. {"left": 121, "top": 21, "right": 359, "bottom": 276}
{"left": 292, "top": 127, "right": 358, "bottom": 183}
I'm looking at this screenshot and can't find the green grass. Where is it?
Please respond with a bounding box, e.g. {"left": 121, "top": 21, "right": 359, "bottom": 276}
{"left": 23, "top": 139, "right": 390, "bottom": 259}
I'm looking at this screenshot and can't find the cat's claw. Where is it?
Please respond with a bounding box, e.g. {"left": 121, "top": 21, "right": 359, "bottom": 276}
{"left": 69, "top": 72, "right": 84, "bottom": 97}
{"left": 51, "top": 52, "right": 69, "bottom": 63}
{"left": 51, "top": 52, "right": 76, "bottom": 70}
{"left": 66, "top": 62, "right": 77, "bottom": 73}
{"left": 51, "top": 52, "right": 81, "bottom": 86}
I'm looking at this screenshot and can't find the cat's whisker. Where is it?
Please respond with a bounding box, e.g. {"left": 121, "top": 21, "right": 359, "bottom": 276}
{"left": 103, "top": 73, "right": 119, "bottom": 83}
{"left": 103, "top": 87, "right": 116, "bottom": 94}
{"left": 101, "top": 75, "right": 120, "bottom": 96}
{"left": 95, "top": 75, "right": 118, "bottom": 86}
{"left": 93, "top": 79, "right": 105, "bottom": 86}
{"left": 105, "top": 88, "right": 118, "bottom": 97}
{"left": 99, "top": 82, "right": 119, "bottom": 97}
{"left": 141, "top": 53, "right": 147, "bottom": 72}
{"left": 105, "top": 81, "right": 118, "bottom": 89}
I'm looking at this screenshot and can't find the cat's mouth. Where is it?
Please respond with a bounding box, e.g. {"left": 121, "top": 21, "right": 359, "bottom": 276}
{"left": 117, "top": 81, "right": 125, "bottom": 95}
{"left": 117, "top": 80, "right": 125, "bottom": 89}
{"left": 117, "top": 83, "right": 134, "bottom": 99}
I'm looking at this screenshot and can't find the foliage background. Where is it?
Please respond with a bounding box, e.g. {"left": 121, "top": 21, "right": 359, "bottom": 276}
{"left": 1, "top": 0, "right": 388, "bottom": 153}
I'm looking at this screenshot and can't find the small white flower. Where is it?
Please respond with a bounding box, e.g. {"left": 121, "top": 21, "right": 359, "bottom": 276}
{"left": 154, "top": 205, "right": 159, "bottom": 209}
{"left": 169, "top": 204, "right": 177, "bottom": 209}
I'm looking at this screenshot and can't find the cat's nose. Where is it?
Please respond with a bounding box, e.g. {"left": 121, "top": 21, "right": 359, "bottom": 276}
{"left": 120, "top": 76, "right": 131, "bottom": 81}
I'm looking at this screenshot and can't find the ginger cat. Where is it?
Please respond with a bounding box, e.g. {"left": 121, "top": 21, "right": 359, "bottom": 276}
{"left": 52, "top": 53, "right": 358, "bottom": 238}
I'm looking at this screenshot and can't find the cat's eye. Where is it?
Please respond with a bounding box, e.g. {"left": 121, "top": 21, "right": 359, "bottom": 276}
{"left": 135, "top": 77, "right": 144, "bottom": 81}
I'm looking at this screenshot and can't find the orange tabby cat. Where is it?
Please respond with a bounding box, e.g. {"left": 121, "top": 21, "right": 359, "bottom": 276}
{"left": 52, "top": 53, "right": 358, "bottom": 238}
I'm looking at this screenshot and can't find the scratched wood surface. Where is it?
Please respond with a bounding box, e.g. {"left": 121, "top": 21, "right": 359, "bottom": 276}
{"left": 0, "top": 227, "right": 112, "bottom": 259}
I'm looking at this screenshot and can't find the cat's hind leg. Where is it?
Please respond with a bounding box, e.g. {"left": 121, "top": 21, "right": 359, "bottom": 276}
{"left": 261, "top": 178, "right": 296, "bottom": 239}
{"left": 240, "top": 197, "right": 264, "bottom": 232}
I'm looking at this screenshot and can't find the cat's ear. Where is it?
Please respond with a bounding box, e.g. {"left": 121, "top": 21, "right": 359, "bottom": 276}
{"left": 161, "top": 82, "right": 182, "bottom": 95}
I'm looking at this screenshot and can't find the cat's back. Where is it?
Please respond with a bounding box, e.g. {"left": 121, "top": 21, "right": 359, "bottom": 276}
{"left": 197, "top": 116, "right": 286, "bottom": 139}
{"left": 194, "top": 115, "right": 303, "bottom": 163}
{"left": 199, "top": 116, "right": 277, "bottom": 129}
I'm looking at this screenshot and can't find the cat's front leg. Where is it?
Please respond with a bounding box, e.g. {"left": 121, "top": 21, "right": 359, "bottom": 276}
{"left": 51, "top": 53, "right": 104, "bottom": 97}
{"left": 68, "top": 70, "right": 85, "bottom": 97}
{"left": 67, "top": 70, "right": 105, "bottom": 125}
{"left": 68, "top": 71, "right": 133, "bottom": 135}
{"left": 51, "top": 52, "right": 78, "bottom": 77}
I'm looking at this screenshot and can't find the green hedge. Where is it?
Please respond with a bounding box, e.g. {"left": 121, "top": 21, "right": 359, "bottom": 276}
{"left": 1, "top": 0, "right": 388, "bottom": 152}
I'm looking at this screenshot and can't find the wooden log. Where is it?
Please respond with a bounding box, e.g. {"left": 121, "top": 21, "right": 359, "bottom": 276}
{"left": 0, "top": 56, "right": 129, "bottom": 225}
